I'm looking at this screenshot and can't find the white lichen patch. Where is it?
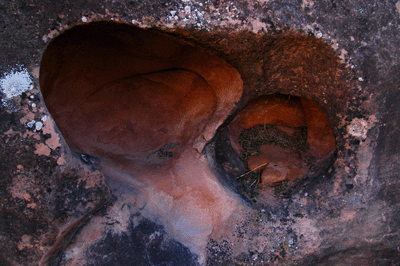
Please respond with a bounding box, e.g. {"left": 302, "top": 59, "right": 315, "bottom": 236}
{"left": 347, "top": 116, "right": 377, "bottom": 139}
{"left": 348, "top": 118, "right": 369, "bottom": 139}
{"left": 27, "top": 120, "right": 36, "bottom": 128}
{"left": 0, "top": 68, "right": 33, "bottom": 109}
{"left": 35, "top": 121, "right": 43, "bottom": 131}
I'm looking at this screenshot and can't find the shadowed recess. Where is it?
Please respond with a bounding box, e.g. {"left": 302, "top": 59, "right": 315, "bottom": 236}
{"left": 39, "top": 21, "right": 244, "bottom": 265}
{"left": 40, "top": 21, "right": 243, "bottom": 164}
{"left": 216, "top": 93, "right": 336, "bottom": 197}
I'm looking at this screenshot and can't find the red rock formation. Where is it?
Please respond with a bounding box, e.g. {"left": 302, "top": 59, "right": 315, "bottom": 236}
{"left": 301, "top": 97, "right": 336, "bottom": 158}
{"left": 249, "top": 144, "right": 306, "bottom": 184}
{"left": 229, "top": 94, "right": 335, "bottom": 185}
{"left": 40, "top": 21, "right": 243, "bottom": 163}
{"left": 39, "top": 21, "right": 244, "bottom": 264}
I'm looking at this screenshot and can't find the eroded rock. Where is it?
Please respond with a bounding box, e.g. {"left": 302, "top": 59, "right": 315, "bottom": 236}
{"left": 2, "top": 2, "right": 399, "bottom": 264}
{"left": 228, "top": 94, "right": 336, "bottom": 186}
{"left": 39, "top": 21, "right": 244, "bottom": 264}
{"left": 40, "top": 21, "right": 243, "bottom": 163}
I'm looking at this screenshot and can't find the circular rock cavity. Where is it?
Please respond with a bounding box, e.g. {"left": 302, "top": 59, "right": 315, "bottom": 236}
{"left": 228, "top": 94, "right": 336, "bottom": 187}
{"left": 40, "top": 21, "right": 243, "bottom": 164}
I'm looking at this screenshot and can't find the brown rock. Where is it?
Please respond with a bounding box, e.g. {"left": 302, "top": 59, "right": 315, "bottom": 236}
{"left": 301, "top": 98, "right": 336, "bottom": 158}
{"left": 276, "top": 125, "right": 298, "bottom": 136}
{"left": 247, "top": 156, "right": 269, "bottom": 172}
{"left": 249, "top": 145, "right": 306, "bottom": 185}
{"left": 260, "top": 165, "right": 289, "bottom": 184}
{"left": 38, "top": 23, "right": 244, "bottom": 263}
{"left": 261, "top": 161, "right": 305, "bottom": 185}
{"left": 40, "top": 22, "right": 242, "bottom": 163}
{"left": 229, "top": 94, "right": 335, "bottom": 185}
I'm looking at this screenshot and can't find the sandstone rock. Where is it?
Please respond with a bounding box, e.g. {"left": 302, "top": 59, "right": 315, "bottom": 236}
{"left": 40, "top": 21, "right": 243, "bottom": 164}
{"left": 249, "top": 145, "right": 306, "bottom": 185}
{"left": 301, "top": 97, "right": 336, "bottom": 158}
{"left": 39, "top": 21, "right": 244, "bottom": 265}
{"left": 2, "top": 2, "right": 399, "bottom": 264}
{"left": 247, "top": 154, "right": 269, "bottom": 172}
{"left": 276, "top": 125, "right": 298, "bottom": 136}
{"left": 228, "top": 94, "right": 335, "bottom": 185}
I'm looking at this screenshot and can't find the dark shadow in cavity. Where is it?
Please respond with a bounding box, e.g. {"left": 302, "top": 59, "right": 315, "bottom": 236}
{"left": 211, "top": 93, "right": 337, "bottom": 202}
{"left": 205, "top": 127, "right": 249, "bottom": 202}
{"left": 85, "top": 218, "right": 200, "bottom": 266}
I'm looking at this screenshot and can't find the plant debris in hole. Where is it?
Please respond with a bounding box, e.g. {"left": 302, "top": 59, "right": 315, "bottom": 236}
{"left": 239, "top": 124, "right": 307, "bottom": 160}
{"left": 236, "top": 124, "right": 307, "bottom": 199}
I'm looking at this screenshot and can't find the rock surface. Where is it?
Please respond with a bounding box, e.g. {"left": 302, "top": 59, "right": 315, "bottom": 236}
{"left": 0, "top": 1, "right": 399, "bottom": 265}
{"left": 40, "top": 21, "right": 244, "bottom": 265}
{"left": 248, "top": 144, "right": 306, "bottom": 184}
{"left": 40, "top": 21, "right": 243, "bottom": 163}
{"left": 229, "top": 94, "right": 335, "bottom": 185}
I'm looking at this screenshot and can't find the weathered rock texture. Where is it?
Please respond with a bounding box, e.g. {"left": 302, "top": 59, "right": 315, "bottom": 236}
{"left": 40, "top": 21, "right": 243, "bottom": 163}
{"left": 0, "top": 0, "right": 399, "bottom": 266}
{"left": 228, "top": 94, "right": 335, "bottom": 185}
{"left": 40, "top": 21, "right": 245, "bottom": 265}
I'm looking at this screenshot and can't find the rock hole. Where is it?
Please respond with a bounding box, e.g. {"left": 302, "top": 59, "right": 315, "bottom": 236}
{"left": 215, "top": 93, "right": 336, "bottom": 200}
{"left": 39, "top": 20, "right": 341, "bottom": 264}
{"left": 39, "top": 21, "right": 244, "bottom": 263}
{"left": 39, "top": 21, "right": 243, "bottom": 165}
